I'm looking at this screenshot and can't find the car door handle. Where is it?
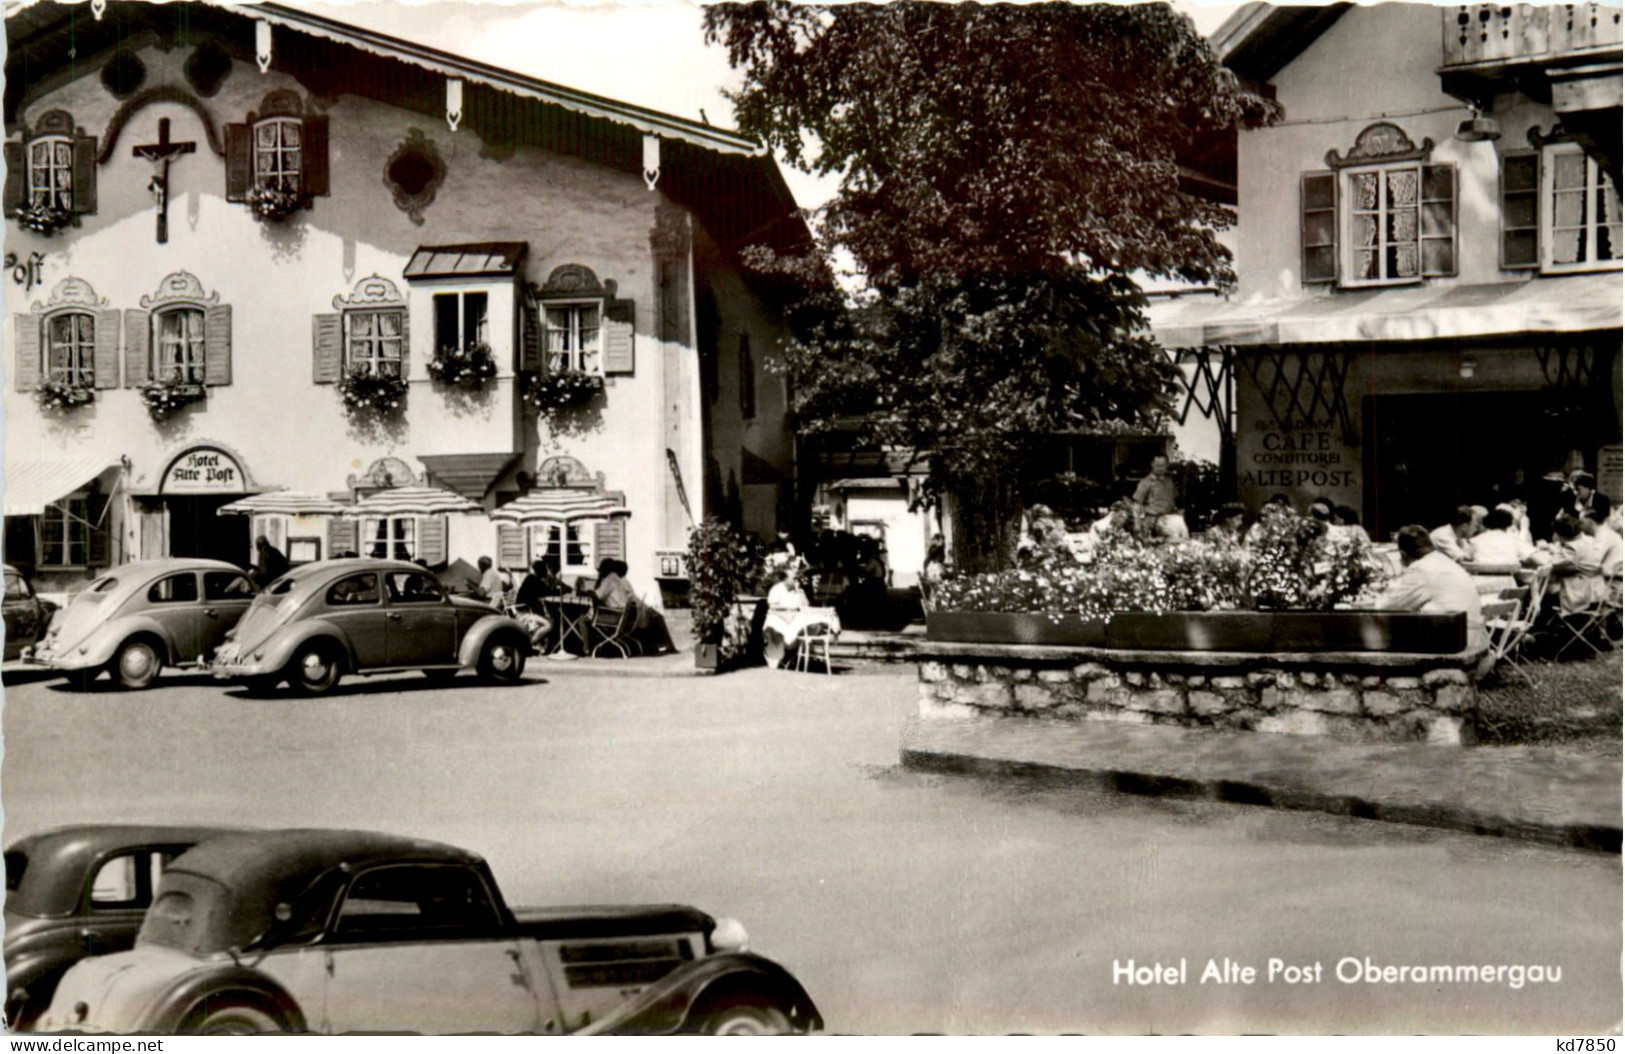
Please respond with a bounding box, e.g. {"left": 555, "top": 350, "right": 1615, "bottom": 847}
{"left": 203, "top": 608, "right": 219, "bottom": 618}
{"left": 387, "top": 612, "right": 403, "bottom": 621}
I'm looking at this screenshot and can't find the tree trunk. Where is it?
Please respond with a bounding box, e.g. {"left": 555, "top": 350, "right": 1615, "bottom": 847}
{"left": 944, "top": 472, "right": 1022, "bottom": 574}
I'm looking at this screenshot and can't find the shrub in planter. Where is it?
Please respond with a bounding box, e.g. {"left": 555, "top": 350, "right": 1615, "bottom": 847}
{"left": 685, "top": 518, "right": 766, "bottom": 664}
{"left": 34, "top": 380, "right": 95, "bottom": 415}
{"left": 427, "top": 342, "right": 498, "bottom": 390}
{"left": 245, "top": 182, "right": 302, "bottom": 222}
{"left": 337, "top": 366, "right": 407, "bottom": 421}
{"left": 18, "top": 200, "right": 71, "bottom": 236}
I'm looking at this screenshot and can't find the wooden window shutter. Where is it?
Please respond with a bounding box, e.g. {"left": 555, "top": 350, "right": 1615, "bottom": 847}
{"left": 327, "top": 517, "right": 357, "bottom": 557}
{"left": 3, "top": 141, "right": 24, "bottom": 217}
{"left": 1420, "top": 164, "right": 1457, "bottom": 277}
{"left": 70, "top": 132, "right": 97, "bottom": 215}
{"left": 1500, "top": 151, "right": 1540, "bottom": 270}
{"left": 312, "top": 313, "right": 343, "bottom": 382}
{"left": 417, "top": 515, "right": 447, "bottom": 566}
{"left": 497, "top": 523, "right": 525, "bottom": 570}
{"left": 1301, "top": 171, "right": 1337, "bottom": 284}
{"left": 13, "top": 313, "right": 39, "bottom": 392}
{"left": 123, "top": 309, "right": 150, "bottom": 386}
{"left": 301, "top": 115, "right": 329, "bottom": 201}
{"left": 603, "top": 299, "right": 635, "bottom": 374}
{"left": 86, "top": 492, "right": 111, "bottom": 568}
{"left": 520, "top": 303, "right": 540, "bottom": 373}
{"left": 398, "top": 307, "right": 411, "bottom": 379}
{"left": 204, "top": 304, "right": 232, "bottom": 386}
{"left": 225, "top": 123, "right": 252, "bottom": 202}
{"left": 93, "top": 309, "right": 121, "bottom": 389}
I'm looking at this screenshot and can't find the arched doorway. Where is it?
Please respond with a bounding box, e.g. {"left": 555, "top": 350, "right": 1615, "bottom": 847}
{"left": 158, "top": 444, "right": 257, "bottom": 567}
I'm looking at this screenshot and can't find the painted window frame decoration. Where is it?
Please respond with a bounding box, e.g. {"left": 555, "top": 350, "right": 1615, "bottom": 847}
{"left": 532, "top": 264, "right": 635, "bottom": 377}
{"left": 14, "top": 277, "right": 122, "bottom": 401}
{"left": 132, "top": 272, "right": 232, "bottom": 390}
{"left": 3, "top": 109, "right": 98, "bottom": 232}
{"left": 1301, "top": 122, "right": 1456, "bottom": 288}
{"left": 225, "top": 89, "right": 329, "bottom": 216}
{"left": 317, "top": 276, "right": 411, "bottom": 383}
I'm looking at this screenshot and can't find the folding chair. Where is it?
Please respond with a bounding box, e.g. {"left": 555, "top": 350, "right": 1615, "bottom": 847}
{"left": 1552, "top": 570, "right": 1614, "bottom": 660}
{"left": 1481, "top": 594, "right": 1532, "bottom": 685}
{"left": 793, "top": 620, "right": 837, "bottom": 675}
{"left": 589, "top": 598, "right": 643, "bottom": 658}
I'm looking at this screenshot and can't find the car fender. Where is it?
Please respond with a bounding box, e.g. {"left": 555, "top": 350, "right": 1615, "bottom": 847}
{"left": 143, "top": 966, "right": 307, "bottom": 1034}
{"left": 3, "top": 948, "right": 74, "bottom": 1027}
{"left": 575, "top": 952, "right": 822, "bottom": 1036}
{"left": 457, "top": 614, "right": 534, "bottom": 667}
{"left": 244, "top": 622, "right": 355, "bottom": 675}
{"left": 73, "top": 616, "right": 178, "bottom": 668}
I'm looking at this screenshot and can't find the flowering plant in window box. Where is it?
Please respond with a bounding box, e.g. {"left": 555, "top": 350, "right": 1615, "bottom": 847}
{"left": 426, "top": 342, "right": 499, "bottom": 391}
{"left": 337, "top": 365, "right": 407, "bottom": 421}
{"left": 138, "top": 377, "right": 205, "bottom": 423}
{"left": 521, "top": 369, "right": 603, "bottom": 412}
{"left": 245, "top": 182, "right": 302, "bottom": 222}
{"left": 34, "top": 380, "right": 95, "bottom": 415}
{"left": 18, "top": 201, "right": 71, "bottom": 236}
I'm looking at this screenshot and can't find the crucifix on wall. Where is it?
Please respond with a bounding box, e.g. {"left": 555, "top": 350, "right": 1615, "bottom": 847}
{"left": 132, "top": 117, "right": 196, "bottom": 244}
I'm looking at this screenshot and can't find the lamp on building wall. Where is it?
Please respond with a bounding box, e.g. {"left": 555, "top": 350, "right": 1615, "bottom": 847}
{"left": 1459, "top": 355, "right": 1477, "bottom": 380}
{"left": 1454, "top": 106, "right": 1501, "bottom": 143}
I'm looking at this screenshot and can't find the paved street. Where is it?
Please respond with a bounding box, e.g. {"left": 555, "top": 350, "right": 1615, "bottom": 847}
{"left": 3, "top": 666, "right": 1619, "bottom": 1035}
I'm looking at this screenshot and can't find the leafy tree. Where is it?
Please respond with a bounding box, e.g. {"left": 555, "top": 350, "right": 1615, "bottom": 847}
{"left": 705, "top": 1, "right": 1276, "bottom": 572}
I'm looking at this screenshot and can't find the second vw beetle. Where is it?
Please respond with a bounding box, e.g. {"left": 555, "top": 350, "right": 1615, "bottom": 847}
{"left": 211, "top": 559, "right": 533, "bottom": 694}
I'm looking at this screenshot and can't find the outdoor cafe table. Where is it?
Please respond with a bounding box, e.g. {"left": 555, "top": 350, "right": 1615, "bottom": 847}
{"left": 542, "top": 595, "right": 593, "bottom": 659}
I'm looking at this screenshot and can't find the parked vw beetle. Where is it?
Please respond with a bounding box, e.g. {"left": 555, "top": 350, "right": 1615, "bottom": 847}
{"left": 39, "top": 829, "right": 822, "bottom": 1035}
{"left": 24, "top": 560, "right": 256, "bottom": 689}
{"left": 4, "top": 565, "right": 57, "bottom": 662}
{"left": 3, "top": 825, "right": 227, "bottom": 1030}
{"left": 210, "top": 559, "right": 532, "bottom": 694}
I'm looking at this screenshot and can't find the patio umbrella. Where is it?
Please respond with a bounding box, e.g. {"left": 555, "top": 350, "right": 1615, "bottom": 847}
{"left": 216, "top": 491, "right": 352, "bottom": 517}
{"left": 488, "top": 490, "right": 630, "bottom": 525}
{"left": 345, "top": 486, "right": 484, "bottom": 518}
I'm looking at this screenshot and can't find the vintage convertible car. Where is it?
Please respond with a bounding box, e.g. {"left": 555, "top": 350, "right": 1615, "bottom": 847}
{"left": 24, "top": 560, "right": 256, "bottom": 689}
{"left": 210, "top": 559, "right": 531, "bottom": 694}
{"left": 4, "top": 565, "right": 57, "bottom": 662}
{"left": 39, "top": 829, "right": 821, "bottom": 1035}
{"left": 4, "top": 824, "right": 226, "bottom": 1030}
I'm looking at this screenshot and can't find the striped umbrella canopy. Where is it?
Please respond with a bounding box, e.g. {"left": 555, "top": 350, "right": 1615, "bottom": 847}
{"left": 345, "top": 486, "right": 484, "bottom": 518}
{"left": 488, "top": 490, "right": 630, "bottom": 525}
{"left": 216, "top": 490, "right": 352, "bottom": 517}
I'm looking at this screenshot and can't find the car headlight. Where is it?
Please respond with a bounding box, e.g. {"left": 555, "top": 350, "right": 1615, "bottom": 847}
{"left": 711, "top": 917, "right": 749, "bottom": 953}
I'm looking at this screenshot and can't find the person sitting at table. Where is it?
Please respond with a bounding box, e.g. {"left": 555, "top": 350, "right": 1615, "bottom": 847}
{"left": 511, "top": 559, "right": 560, "bottom": 648}
{"left": 1243, "top": 494, "right": 1293, "bottom": 548}
{"left": 1469, "top": 507, "right": 1542, "bottom": 568}
{"left": 1206, "top": 503, "right": 1247, "bottom": 548}
{"left": 1369, "top": 525, "right": 1487, "bottom": 653}
{"left": 592, "top": 558, "right": 675, "bottom": 654}
{"left": 1428, "top": 505, "right": 1481, "bottom": 564}
{"left": 762, "top": 567, "right": 814, "bottom": 664}
{"left": 1545, "top": 515, "right": 1608, "bottom": 616}
{"left": 1569, "top": 472, "right": 1606, "bottom": 523}
{"left": 1581, "top": 507, "right": 1624, "bottom": 578}
{"left": 1328, "top": 504, "right": 1371, "bottom": 546}
{"left": 476, "top": 556, "right": 509, "bottom": 606}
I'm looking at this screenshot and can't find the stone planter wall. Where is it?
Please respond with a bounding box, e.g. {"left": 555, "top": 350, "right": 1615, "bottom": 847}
{"left": 910, "top": 643, "right": 1483, "bottom": 745}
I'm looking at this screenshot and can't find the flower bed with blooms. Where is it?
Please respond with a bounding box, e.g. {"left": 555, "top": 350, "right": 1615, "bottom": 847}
{"left": 34, "top": 380, "right": 95, "bottom": 414}
{"left": 521, "top": 369, "right": 603, "bottom": 413}
{"left": 426, "top": 342, "right": 498, "bottom": 390}
{"left": 337, "top": 367, "right": 407, "bottom": 421}
{"left": 934, "top": 511, "right": 1386, "bottom": 620}
{"left": 139, "top": 379, "right": 204, "bottom": 423}
{"left": 19, "top": 200, "right": 71, "bottom": 236}
{"left": 246, "top": 183, "right": 302, "bottom": 221}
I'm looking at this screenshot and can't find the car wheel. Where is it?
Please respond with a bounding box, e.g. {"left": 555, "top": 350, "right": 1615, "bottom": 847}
{"left": 192, "top": 1004, "right": 282, "bottom": 1035}
{"left": 703, "top": 1003, "right": 792, "bottom": 1036}
{"left": 113, "top": 638, "right": 163, "bottom": 690}
{"left": 288, "top": 643, "right": 342, "bottom": 696}
{"left": 477, "top": 633, "right": 526, "bottom": 684}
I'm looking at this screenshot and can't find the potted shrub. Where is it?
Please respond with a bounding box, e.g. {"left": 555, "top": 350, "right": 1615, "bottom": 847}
{"left": 426, "top": 342, "right": 498, "bottom": 391}
{"left": 685, "top": 518, "right": 765, "bottom": 671}
{"left": 138, "top": 376, "right": 204, "bottom": 423}
{"left": 245, "top": 182, "right": 302, "bottom": 222}
{"left": 337, "top": 366, "right": 408, "bottom": 422}
{"left": 34, "top": 380, "right": 95, "bottom": 415}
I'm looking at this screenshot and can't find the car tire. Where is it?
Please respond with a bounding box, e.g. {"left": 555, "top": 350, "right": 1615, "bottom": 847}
{"left": 191, "top": 1004, "right": 283, "bottom": 1035}
{"left": 288, "top": 643, "right": 342, "bottom": 696}
{"left": 702, "top": 1003, "right": 792, "bottom": 1036}
{"left": 112, "top": 638, "right": 163, "bottom": 690}
{"left": 477, "top": 633, "right": 526, "bottom": 684}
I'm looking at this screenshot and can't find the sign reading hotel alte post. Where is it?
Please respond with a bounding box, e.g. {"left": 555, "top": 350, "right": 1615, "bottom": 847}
{"left": 161, "top": 447, "right": 246, "bottom": 493}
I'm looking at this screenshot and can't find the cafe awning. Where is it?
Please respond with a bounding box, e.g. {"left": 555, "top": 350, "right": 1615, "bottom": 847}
{"left": 3, "top": 458, "right": 122, "bottom": 517}
{"left": 1149, "top": 273, "right": 1622, "bottom": 349}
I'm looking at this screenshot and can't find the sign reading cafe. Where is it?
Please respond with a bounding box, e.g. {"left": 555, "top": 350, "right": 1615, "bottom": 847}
{"left": 161, "top": 446, "right": 247, "bottom": 493}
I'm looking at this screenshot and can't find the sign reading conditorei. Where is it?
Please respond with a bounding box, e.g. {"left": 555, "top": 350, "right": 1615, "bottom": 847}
{"left": 161, "top": 446, "right": 247, "bottom": 494}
